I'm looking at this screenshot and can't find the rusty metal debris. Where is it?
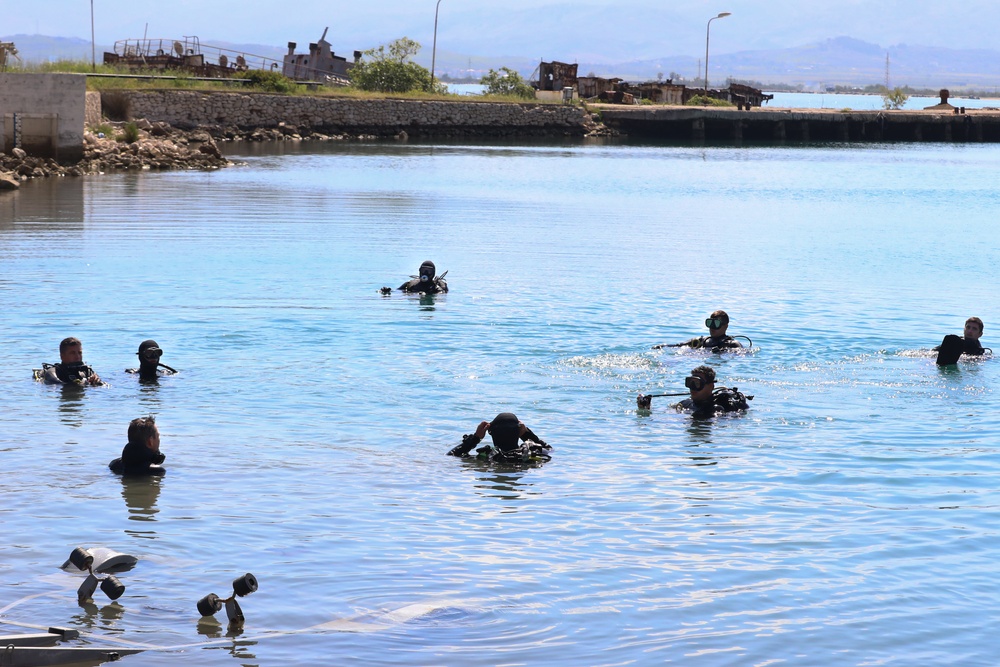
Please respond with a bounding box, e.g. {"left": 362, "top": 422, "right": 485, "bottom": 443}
{"left": 0, "top": 41, "right": 21, "bottom": 71}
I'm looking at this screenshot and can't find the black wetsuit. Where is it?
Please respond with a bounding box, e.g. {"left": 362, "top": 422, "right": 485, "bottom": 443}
{"left": 680, "top": 335, "right": 743, "bottom": 350}
{"left": 962, "top": 338, "right": 986, "bottom": 356}
{"left": 54, "top": 362, "right": 99, "bottom": 385}
{"left": 398, "top": 277, "right": 448, "bottom": 294}
{"left": 933, "top": 337, "right": 986, "bottom": 357}
{"left": 109, "top": 442, "right": 166, "bottom": 475}
{"left": 447, "top": 428, "right": 550, "bottom": 462}
{"left": 676, "top": 388, "right": 751, "bottom": 418}
{"left": 126, "top": 365, "right": 176, "bottom": 381}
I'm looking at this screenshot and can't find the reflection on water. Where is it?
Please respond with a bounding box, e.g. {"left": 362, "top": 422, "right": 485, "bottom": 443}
{"left": 120, "top": 475, "right": 162, "bottom": 527}
{"left": 0, "top": 178, "right": 85, "bottom": 232}
{"left": 57, "top": 384, "right": 87, "bottom": 428}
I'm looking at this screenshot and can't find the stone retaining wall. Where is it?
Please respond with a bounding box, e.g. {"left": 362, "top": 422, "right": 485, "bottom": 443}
{"left": 116, "top": 91, "right": 590, "bottom": 136}
{"left": 85, "top": 91, "right": 102, "bottom": 128}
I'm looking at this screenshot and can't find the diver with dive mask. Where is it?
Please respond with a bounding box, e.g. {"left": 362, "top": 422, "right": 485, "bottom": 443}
{"left": 652, "top": 310, "right": 750, "bottom": 352}
{"left": 126, "top": 340, "right": 177, "bottom": 381}
{"left": 637, "top": 365, "right": 752, "bottom": 417}
{"left": 397, "top": 260, "right": 449, "bottom": 294}
{"left": 447, "top": 412, "right": 551, "bottom": 462}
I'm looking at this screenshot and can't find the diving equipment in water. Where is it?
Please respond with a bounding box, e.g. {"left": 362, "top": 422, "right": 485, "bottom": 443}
{"left": 33, "top": 362, "right": 98, "bottom": 385}
{"left": 63, "top": 547, "right": 130, "bottom": 604}
{"left": 197, "top": 573, "right": 258, "bottom": 631}
{"left": 936, "top": 334, "right": 964, "bottom": 366}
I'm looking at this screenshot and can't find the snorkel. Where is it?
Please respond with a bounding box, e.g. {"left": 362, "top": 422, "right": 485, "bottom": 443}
{"left": 418, "top": 260, "right": 436, "bottom": 284}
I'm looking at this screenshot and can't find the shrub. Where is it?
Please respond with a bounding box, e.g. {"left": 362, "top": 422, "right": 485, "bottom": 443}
{"left": 685, "top": 95, "right": 734, "bottom": 107}
{"left": 481, "top": 67, "right": 535, "bottom": 99}
{"left": 350, "top": 38, "right": 440, "bottom": 94}
{"left": 881, "top": 86, "right": 909, "bottom": 110}
{"left": 119, "top": 122, "right": 140, "bottom": 143}
{"left": 102, "top": 91, "right": 132, "bottom": 121}
{"left": 239, "top": 69, "right": 302, "bottom": 94}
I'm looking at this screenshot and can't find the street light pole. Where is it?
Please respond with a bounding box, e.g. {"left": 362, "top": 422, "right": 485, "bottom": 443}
{"left": 704, "top": 11, "right": 731, "bottom": 99}
{"left": 431, "top": 0, "right": 443, "bottom": 86}
{"left": 90, "top": 0, "right": 96, "bottom": 72}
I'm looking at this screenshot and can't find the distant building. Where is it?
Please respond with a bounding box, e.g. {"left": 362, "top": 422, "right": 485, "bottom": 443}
{"left": 537, "top": 61, "right": 578, "bottom": 92}
{"left": 282, "top": 28, "right": 357, "bottom": 84}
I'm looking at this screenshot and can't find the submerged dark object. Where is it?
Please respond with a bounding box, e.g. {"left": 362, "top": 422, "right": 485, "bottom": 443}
{"left": 198, "top": 572, "right": 258, "bottom": 631}
{"left": 936, "top": 334, "right": 964, "bottom": 366}
{"left": 62, "top": 547, "right": 135, "bottom": 604}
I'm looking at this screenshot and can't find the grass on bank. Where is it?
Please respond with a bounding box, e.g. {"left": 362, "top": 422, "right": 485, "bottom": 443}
{"left": 9, "top": 59, "right": 571, "bottom": 104}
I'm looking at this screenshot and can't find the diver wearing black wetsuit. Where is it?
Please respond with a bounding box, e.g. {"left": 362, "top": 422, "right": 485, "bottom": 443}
{"left": 398, "top": 260, "right": 448, "bottom": 294}
{"left": 672, "top": 366, "right": 751, "bottom": 418}
{"left": 447, "top": 412, "right": 551, "bottom": 462}
{"left": 125, "top": 340, "right": 177, "bottom": 381}
{"left": 653, "top": 310, "right": 744, "bottom": 351}
{"left": 109, "top": 416, "right": 166, "bottom": 476}
{"left": 38, "top": 337, "right": 104, "bottom": 386}
{"left": 933, "top": 317, "right": 989, "bottom": 365}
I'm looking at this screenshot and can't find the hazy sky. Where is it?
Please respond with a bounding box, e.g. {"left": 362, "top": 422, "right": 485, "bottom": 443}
{"left": 7, "top": 0, "right": 1000, "bottom": 62}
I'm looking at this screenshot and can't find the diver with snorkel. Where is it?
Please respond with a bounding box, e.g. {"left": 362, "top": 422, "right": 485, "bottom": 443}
{"left": 398, "top": 260, "right": 448, "bottom": 294}
{"left": 126, "top": 340, "right": 177, "bottom": 381}
{"left": 653, "top": 310, "right": 750, "bottom": 351}
{"left": 637, "top": 365, "right": 752, "bottom": 418}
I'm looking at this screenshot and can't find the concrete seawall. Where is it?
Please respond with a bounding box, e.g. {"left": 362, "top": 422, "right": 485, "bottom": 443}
{"left": 109, "top": 91, "right": 591, "bottom": 137}
{"left": 0, "top": 73, "right": 86, "bottom": 162}
{"left": 598, "top": 106, "right": 1000, "bottom": 143}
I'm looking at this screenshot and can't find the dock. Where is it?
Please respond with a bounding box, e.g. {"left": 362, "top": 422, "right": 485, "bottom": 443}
{"left": 596, "top": 106, "right": 1000, "bottom": 143}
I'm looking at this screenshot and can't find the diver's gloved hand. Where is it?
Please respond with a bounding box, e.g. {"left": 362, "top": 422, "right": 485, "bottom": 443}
{"left": 447, "top": 434, "right": 480, "bottom": 457}
{"left": 521, "top": 426, "right": 546, "bottom": 447}
{"left": 637, "top": 394, "right": 652, "bottom": 410}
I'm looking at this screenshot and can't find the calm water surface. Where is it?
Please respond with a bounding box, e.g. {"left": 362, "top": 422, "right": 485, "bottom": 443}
{"left": 1, "top": 139, "right": 999, "bottom": 666}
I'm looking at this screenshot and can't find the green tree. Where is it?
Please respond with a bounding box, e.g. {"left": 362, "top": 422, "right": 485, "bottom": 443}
{"left": 881, "top": 86, "right": 909, "bottom": 110}
{"left": 481, "top": 67, "right": 535, "bottom": 99}
{"left": 350, "top": 37, "right": 439, "bottom": 93}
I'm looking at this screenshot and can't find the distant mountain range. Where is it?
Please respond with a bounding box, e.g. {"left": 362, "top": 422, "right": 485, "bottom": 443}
{"left": 6, "top": 33, "right": 1000, "bottom": 90}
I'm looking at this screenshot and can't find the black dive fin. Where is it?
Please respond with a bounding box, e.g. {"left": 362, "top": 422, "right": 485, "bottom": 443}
{"left": 936, "top": 334, "right": 964, "bottom": 366}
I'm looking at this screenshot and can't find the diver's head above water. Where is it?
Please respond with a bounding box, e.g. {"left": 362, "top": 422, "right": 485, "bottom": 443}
{"left": 705, "top": 310, "right": 730, "bottom": 338}
{"left": 418, "top": 260, "right": 436, "bottom": 283}
{"left": 59, "top": 337, "right": 84, "bottom": 364}
{"left": 686, "top": 365, "right": 717, "bottom": 402}
{"left": 137, "top": 339, "right": 163, "bottom": 371}
{"left": 488, "top": 412, "right": 523, "bottom": 453}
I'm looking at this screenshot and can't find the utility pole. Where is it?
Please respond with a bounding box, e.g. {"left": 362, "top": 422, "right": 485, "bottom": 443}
{"left": 884, "top": 52, "right": 890, "bottom": 90}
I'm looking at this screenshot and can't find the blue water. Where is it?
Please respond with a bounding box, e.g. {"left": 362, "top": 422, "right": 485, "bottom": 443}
{"left": 2, "top": 139, "right": 999, "bottom": 666}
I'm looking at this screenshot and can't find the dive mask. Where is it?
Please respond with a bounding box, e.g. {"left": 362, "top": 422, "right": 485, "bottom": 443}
{"left": 705, "top": 317, "right": 725, "bottom": 330}
{"left": 685, "top": 375, "right": 709, "bottom": 391}
{"left": 139, "top": 348, "right": 163, "bottom": 362}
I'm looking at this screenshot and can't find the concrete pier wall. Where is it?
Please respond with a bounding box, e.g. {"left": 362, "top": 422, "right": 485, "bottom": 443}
{"left": 598, "top": 106, "right": 1000, "bottom": 144}
{"left": 0, "top": 73, "right": 87, "bottom": 162}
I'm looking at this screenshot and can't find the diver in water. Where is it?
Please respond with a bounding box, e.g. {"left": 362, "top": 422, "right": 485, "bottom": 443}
{"left": 34, "top": 337, "right": 104, "bottom": 386}
{"left": 126, "top": 340, "right": 177, "bottom": 380}
{"left": 398, "top": 260, "right": 449, "bottom": 294}
{"left": 447, "top": 412, "right": 551, "bottom": 463}
{"left": 934, "top": 317, "right": 988, "bottom": 366}
{"left": 653, "top": 310, "right": 746, "bottom": 351}
{"left": 109, "top": 416, "right": 166, "bottom": 476}
{"left": 638, "top": 365, "right": 751, "bottom": 418}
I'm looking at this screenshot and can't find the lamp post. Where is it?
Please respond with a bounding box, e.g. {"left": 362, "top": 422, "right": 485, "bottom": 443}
{"left": 90, "top": 0, "right": 96, "bottom": 72}
{"left": 704, "top": 11, "right": 731, "bottom": 99}
{"left": 430, "top": 0, "right": 443, "bottom": 86}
